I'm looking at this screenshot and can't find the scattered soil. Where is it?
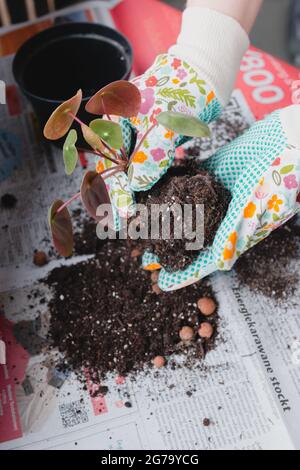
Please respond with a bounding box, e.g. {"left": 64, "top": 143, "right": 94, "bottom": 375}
{"left": 1, "top": 193, "right": 17, "bottom": 209}
{"left": 73, "top": 208, "right": 104, "bottom": 256}
{"left": 235, "top": 219, "right": 300, "bottom": 299}
{"left": 135, "top": 160, "right": 231, "bottom": 271}
{"left": 45, "top": 239, "right": 219, "bottom": 382}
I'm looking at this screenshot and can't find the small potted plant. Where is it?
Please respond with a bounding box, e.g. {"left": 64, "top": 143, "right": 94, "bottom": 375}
{"left": 44, "top": 79, "right": 230, "bottom": 268}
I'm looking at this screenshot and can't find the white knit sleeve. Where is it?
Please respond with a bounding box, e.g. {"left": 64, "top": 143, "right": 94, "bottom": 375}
{"left": 169, "top": 7, "right": 250, "bottom": 106}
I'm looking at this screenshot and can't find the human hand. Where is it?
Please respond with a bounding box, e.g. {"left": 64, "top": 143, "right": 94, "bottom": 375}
{"left": 143, "top": 105, "right": 300, "bottom": 291}
{"left": 94, "top": 7, "right": 249, "bottom": 229}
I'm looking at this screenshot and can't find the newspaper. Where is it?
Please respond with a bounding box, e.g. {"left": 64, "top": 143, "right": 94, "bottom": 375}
{"left": 0, "top": 1, "right": 300, "bottom": 451}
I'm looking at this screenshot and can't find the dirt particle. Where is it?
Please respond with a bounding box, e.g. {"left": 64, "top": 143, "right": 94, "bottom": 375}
{"left": 1, "top": 194, "right": 17, "bottom": 209}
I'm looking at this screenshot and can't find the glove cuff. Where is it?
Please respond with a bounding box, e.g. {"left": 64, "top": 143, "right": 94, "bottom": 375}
{"left": 169, "top": 7, "right": 250, "bottom": 106}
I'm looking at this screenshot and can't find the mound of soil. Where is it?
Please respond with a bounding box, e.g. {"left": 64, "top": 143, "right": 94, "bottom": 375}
{"left": 46, "top": 239, "right": 219, "bottom": 382}
{"left": 135, "top": 160, "right": 231, "bottom": 271}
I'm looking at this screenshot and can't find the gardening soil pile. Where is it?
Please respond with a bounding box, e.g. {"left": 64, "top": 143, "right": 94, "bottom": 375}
{"left": 135, "top": 161, "right": 231, "bottom": 271}
{"left": 235, "top": 218, "right": 300, "bottom": 299}
{"left": 45, "top": 211, "right": 300, "bottom": 385}
{"left": 46, "top": 239, "right": 218, "bottom": 383}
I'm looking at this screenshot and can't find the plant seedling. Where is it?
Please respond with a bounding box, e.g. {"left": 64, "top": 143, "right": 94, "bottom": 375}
{"left": 44, "top": 80, "right": 210, "bottom": 257}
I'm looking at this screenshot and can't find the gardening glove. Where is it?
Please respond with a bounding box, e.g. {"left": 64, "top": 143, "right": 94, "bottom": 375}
{"left": 142, "top": 105, "right": 300, "bottom": 291}
{"left": 95, "top": 7, "right": 249, "bottom": 229}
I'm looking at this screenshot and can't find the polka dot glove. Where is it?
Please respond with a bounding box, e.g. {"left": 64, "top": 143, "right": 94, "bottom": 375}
{"left": 143, "top": 105, "right": 300, "bottom": 291}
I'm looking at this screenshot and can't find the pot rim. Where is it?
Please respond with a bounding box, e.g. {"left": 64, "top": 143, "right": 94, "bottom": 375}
{"left": 12, "top": 21, "right": 133, "bottom": 105}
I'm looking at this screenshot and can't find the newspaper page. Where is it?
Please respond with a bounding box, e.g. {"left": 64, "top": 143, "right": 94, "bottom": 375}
{"left": 0, "top": 1, "right": 300, "bottom": 451}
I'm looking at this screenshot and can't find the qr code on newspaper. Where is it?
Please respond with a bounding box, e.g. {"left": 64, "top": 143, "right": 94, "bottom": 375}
{"left": 59, "top": 400, "right": 89, "bottom": 429}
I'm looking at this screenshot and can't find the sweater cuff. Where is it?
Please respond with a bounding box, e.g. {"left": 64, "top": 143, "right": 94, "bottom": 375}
{"left": 169, "top": 7, "right": 250, "bottom": 106}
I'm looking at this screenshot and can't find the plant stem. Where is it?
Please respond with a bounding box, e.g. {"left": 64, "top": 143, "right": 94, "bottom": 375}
{"left": 57, "top": 192, "right": 81, "bottom": 214}
{"left": 77, "top": 143, "right": 121, "bottom": 169}
{"left": 69, "top": 112, "right": 126, "bottom": 169}
{"left": 100, "top": 138, "right": 122, "bottom": 163}
{"left": 77, "top": 146, "right": 120, "bottom": 166}
{"left": 69, "top": 112, "right": 84, "bottom": 127}
{"left": 102, "top": 168, "right": 123, "bottom": 180}
{"left": 120, "top": 147, "right": 128, "bottom": 162}
{"left": 130, "top": 123, "right": 157, "bottom": 163}
{"left": 94, "top": 149, "right": 121, "bottom": 167}
{"left": 100, "top": 166, "right": 123, "bottom": 178}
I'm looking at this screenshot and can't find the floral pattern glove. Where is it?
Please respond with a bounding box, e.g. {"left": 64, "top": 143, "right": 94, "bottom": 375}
{"left": 95, "top": 53, "right": 223, "bottom": 230}
{"left": 143, "top": 105, "right": 300, "bottom": 291}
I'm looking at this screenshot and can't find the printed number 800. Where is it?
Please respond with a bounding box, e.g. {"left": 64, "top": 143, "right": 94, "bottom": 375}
{"left": 240, "top": 50, "right": 285, "bottom": 104}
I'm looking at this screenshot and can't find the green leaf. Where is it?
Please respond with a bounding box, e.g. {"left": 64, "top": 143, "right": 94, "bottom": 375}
{"left": 159, "top": 160, "right": 169, "bottom": 168}
{"left": 142, "top": 116, "right": 149, "bottom": 127}
{"left": 80, "top": 171, "right": 111, "bottom": 221}
{"left": 81, "top": 124, "right": 105, "bottom": 152}
{"left": 63, "top": 130, "right": 78, "bottom": 175}
{"left": 127, "top": 165, "right": 134, "bottom": 183}
{"left": 157, "top": 112, "right": 210, "bottom": 138}
{"left": 133, "top": 174, "right": 157, "bottom": 189}
{"left": 86, "top": 80, "right": 141, "bottom": 117}
{"left": 90, "top": 119, "right": 123, "bottom": 150}
{"left": 48, "top": 200, "right": 73, "bottom": 258}
{"left": 273, "top": 213, "right": 280, "bottom": 222}
{"left": 190, "top": 76, "right": 207, "bottom": 94}
{"left": 44, "top": 90, "right": 82, "bottom": 140}
{"left": 167, "top": 101, "right": 177, "bottom": 112}
{"left": 280, "top": 165, "right": 294, "bottom": 175}
{"left": 255, "top": 231, "right": 268, "bottom": 238}
{"left": 117, "top": 195, "right": 132, "bottom": 208}
{"left": 272, "top": 170, "right": 282, "bottom": 186}
{"left": 158, "top": 88, "right": 196, "bottom": 108}
{"left": 156, "top": 76, "right": 169, "bottom": 87}
{"left": 217, "top": 261, "right": 224, "bottom": 269}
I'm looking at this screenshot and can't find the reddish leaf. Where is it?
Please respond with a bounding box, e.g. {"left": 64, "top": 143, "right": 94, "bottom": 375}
{"left": 48, "top": 200, "right": 73, "bottom": 257}
{"left": 44, "top": 89, "right": 82, "bottom": 140}
{"left": 85, "top": 81, "right": 141, "bottom": 117}
{"left": 80, "top": 171, "right": 111, "bottom": 221}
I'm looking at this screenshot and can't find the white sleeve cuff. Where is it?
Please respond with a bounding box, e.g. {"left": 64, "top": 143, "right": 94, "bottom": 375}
{"left": 169, "top": 7, "right": 250, "bottom": 106}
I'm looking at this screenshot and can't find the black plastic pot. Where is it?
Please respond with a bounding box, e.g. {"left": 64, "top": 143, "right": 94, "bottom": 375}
{"left": 13, "top": 22, "right": 133, "bottom": 147}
